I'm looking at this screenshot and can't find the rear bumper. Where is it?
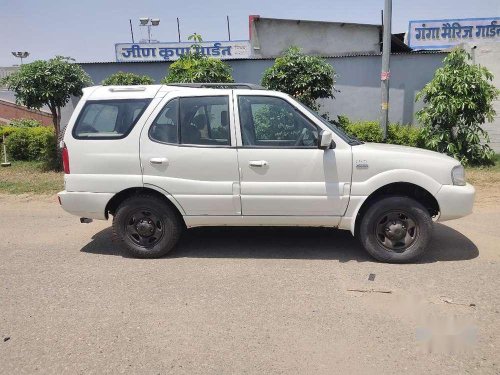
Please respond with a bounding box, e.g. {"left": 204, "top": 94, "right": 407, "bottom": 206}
{"left": 57, "top": 191, "right": 114, "bottom": 220}
{"left": 435, "top": 183, "right": 475, "bottom": 221}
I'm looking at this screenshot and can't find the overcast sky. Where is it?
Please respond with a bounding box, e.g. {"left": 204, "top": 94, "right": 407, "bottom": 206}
{"left": 1, "top": 0, "right": 499, "bottom": 66}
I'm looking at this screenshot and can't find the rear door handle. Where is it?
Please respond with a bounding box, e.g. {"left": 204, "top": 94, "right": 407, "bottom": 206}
{"left": 249, "top": 160, "right": 268, "bottom": 167}
{"left": 150, "top": 157, "right": 169, "bottom": 165}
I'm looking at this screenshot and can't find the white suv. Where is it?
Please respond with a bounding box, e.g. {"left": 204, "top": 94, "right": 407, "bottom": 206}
{"left": 58, "top": 83, "right": 475, "bottom": 263}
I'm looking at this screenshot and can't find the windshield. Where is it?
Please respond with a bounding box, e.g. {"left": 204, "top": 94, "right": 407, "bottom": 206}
{"left": 296, "top": 102, "right": 363, "bottom": 146}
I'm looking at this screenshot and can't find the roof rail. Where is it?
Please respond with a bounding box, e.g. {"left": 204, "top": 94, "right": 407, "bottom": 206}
{"left": 166, "top": 83, "right": 265, "bottom": 90}
{"left": 107, "top": 86, "right": 147, "bottom": 92}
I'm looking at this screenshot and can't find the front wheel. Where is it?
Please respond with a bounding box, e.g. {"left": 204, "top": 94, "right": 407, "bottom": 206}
{"left": 359, "top": 196, "right": 433, "bottom": 263}
{"left": 112, "top": 194, "right": 183, "bottom": 258}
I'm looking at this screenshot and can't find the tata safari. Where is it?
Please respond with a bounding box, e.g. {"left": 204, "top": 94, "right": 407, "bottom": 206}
{"left": 58, "top": 83, "right": 475, "bottom": 263}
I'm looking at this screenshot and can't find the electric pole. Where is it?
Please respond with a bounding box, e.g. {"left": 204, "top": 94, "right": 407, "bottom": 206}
{"left": 380, "top": 0, "right": 392, "bottom": 141}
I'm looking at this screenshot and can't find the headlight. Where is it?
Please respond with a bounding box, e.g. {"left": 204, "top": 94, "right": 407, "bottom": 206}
{"left": 451, "top": 165, "right": 466, "bottom": 186}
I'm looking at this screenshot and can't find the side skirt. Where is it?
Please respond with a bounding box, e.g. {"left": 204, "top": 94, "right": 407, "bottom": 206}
{"left": 184, "top": 215, "right": 342, "bottom": 228}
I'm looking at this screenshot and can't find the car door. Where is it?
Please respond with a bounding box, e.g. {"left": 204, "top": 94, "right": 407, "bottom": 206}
{"left": 140, "top": 90, "right": 241, "bottom": 216}
{"left": 234, "top": 91, "right": 351, "bottom": 219}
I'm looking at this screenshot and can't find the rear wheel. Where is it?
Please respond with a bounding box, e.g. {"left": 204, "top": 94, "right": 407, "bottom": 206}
{"left": 112, "top": 194, "right": 183, "bottom": 258}
{"left": 359, "top": 196, "right": 433, "bottom": 263}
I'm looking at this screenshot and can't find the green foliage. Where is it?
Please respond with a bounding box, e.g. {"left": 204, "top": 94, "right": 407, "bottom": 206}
{"left": 386, "top": 124, "right": 423, "bottom": 147}
{"left": 162, "top": 54, "right": 234, "bottom": 84}
{"left": 101, "top": 71, "right": 154, "bottom": 86}
{"left": 345, "top": 121, "right": 383, "bottom": 143}
{"left": 9, "top": 118, "right": 43, "bottom": 128}
{"left": 0, "top": 126, "right": 19, "bottom": 139}
{"left": 1, "top": 56, "right": 92, "bottom": 135}
{"left": 1, "top": 126, "right": 57, "bottom": 168}
{"left": 162, "top": 34, "right": 234, "bottom": 84}
{"left": 416, "top": 48, "right": 499, "bottom": 166}
{"left": 261, "top": 46, "right": 337, "bottom": 110}
{"left": 335, "top": 115, "right": 424, "bottom": 147}
{"left": 336, "top": 114, "right": 351, "bottom": 130}
{"left": 188, "top": 33, "right": 203, "bottom": 43}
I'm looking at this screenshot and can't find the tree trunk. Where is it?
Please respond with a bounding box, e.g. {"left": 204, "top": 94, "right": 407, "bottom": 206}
{"left": 49, "top": 106, "right": 62, "bottom": 171}
{"left": 50, "top": 108, "right": 59, "bottom": 141}
{"left": 56, "top": 106, "right": 62, "bottom": 139}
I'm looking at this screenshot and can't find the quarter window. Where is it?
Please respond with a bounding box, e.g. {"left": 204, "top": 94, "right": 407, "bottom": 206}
{"left": 73, "top": 99, "right": 151, "bottom": 139}
{"left": 238, "top": 96, "right": 318, "bottom": 147}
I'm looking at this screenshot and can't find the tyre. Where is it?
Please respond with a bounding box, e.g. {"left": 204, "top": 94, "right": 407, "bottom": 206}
{"left": 112, "top": 194, "right": 183, "bottom": 258}
{"left": 359, "top": 196, "right": 433, "bottom": 263}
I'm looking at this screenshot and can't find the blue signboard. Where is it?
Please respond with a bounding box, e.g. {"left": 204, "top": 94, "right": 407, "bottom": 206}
{"left": 408, "top": 17, "right": 500, "bottom": 50}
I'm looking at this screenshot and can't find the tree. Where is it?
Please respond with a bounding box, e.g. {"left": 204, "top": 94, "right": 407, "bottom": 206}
{"left": 102, "top": 71, "right": 154, "bottom": 85}
{"left": 161, "top": 34, "right": 234, "bottom": 84}
{"left": 261, "top": 46, "right": 337, "bottom": 110}
{"left": 416, "top": 48, "right": 499, "bottom": 166}
{"left": 1, "top": 56, "right": 92, "bottom": 140}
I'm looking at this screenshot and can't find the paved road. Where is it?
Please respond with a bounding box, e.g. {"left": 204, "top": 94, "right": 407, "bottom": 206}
{"left": 0, "top": 194, "right": 499, "bottom": 374}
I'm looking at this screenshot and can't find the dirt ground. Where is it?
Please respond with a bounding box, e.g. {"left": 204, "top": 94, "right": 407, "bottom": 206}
{"left": 0, "top": 186, "right": 499, "bottom": 374}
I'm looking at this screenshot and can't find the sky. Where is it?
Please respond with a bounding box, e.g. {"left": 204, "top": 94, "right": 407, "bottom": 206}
{"left": 1, "top": 0, "right": 499, "bottom": 66}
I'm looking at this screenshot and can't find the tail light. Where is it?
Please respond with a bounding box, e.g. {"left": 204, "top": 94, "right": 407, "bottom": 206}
{"left": 62, "top": 142, "right": 70, "bottom": 174}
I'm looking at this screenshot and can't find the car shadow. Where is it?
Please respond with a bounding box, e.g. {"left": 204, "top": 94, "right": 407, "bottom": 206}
{"left": 80, "top": 223, "right": 478, "bottom": 263}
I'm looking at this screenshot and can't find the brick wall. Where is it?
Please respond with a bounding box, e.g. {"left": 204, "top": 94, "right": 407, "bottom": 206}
{"left": 0, "top": 99, "right": 52, "bottom": 126}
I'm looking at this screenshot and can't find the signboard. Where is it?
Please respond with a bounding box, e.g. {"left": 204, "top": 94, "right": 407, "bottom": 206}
{"left": 115, "top": 40, "right": 252, "bottom": 62}
{"left": 408, "top": 17, "right": 500, "bottom": 50}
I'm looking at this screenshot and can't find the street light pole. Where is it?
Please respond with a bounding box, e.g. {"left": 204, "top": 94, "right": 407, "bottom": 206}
{"left": 139, "top": 18, "right": 160, "bottom": 44}
{"left": 380, "top": 0, "right": 392, "bottom": 141}
{"left": 11, "top": 51, "right": 29, "bottom": 65}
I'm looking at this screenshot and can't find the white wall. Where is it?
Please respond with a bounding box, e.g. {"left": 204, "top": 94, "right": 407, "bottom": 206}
{"left": 470, "top": 42, "right": 500, "bottom": 152}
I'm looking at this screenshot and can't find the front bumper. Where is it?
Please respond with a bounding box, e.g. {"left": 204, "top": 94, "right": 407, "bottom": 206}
{"left": 435, "top": 183, "right": 475, "bottom": 222}
{"left": 57, "top": 191, "right": 114, "bottom": 220}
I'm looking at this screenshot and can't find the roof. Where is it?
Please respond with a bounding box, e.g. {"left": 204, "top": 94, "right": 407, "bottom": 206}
{"left": 254, "top": 16, "right": 381, "bottom": 28}
{"left": 77, "top": 50, "right": 447, "bottom": 65}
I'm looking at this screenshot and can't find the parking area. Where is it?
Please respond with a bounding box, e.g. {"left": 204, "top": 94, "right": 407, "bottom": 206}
{"left": 1, "top": 186, "right": 499, "bottom": 374}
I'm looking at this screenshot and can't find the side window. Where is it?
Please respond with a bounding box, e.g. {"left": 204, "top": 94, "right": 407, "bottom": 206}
{"left": 179, "top": 96, "right": 230, "bottom": 146}
{"left": 149, "top": 98, "right": 178, "bottom": 144}
{"left": 73, "top": 99, "right": 151, "bottom": 139}
{"left": 238, "top": 96, "right": 318, "bottom": 147}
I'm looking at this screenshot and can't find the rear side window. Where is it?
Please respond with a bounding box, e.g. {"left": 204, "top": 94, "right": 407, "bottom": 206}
{"left": 73, "top": 99, "right": 151, "bottom": 139}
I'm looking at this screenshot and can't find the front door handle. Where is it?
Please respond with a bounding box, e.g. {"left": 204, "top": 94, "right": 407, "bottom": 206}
{"left": 150, "top": 157, "right": 169, "bottom": 165}
{"left": 249, "top": 160, "right": 268, "bottom": 167}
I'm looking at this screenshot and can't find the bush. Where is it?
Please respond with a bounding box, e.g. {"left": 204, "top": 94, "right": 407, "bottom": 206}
{"left": 334, "top": 115, "right": 424, "bottom": 146}
{"left": 9, "top": 118, "right": 44, "bottom": 128}
{"left": 343, "top": 121, "right": 383, "bottom": 143}
{"left": 102, "top": 71, "right": 154, "bottom": 85}
{"left": 416, "top": 48, "right": 499, "bottom": 166}
{"left": 261, "top": 46, "right": 337, "bottom": 110}
{"left": 2, "top": 126, "right": 57, "bottom": 167}
{"left": 0, "top": 126, "right": 19, "bottom": 139}
{"left": 387, "top": 124, "right": 423, "bottom": 147}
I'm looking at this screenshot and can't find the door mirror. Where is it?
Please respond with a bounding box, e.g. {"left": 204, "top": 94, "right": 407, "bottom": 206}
{"left": 318, "top": 130, "right": 334, "bottom": 150}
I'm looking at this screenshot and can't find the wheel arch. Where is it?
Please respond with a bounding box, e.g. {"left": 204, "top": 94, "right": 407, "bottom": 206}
{"left": 352, "top": 182, "right": 440, "bottom": 237}
{"left": 105, "top": 186, "right": 186, "bottom": 226}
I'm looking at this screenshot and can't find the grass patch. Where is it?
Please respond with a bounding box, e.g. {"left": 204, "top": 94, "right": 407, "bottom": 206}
{"left": 466, "top": 153, "right": 500, "bottom": 186}
{"left": 0, "top": 161, "right": 63, "bottom": 194}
